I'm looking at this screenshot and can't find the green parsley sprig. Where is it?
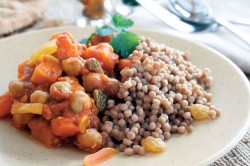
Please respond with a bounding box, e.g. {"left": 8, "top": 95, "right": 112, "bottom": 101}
{"left": 81, "top": 15, "right": 140, "bottom": 58}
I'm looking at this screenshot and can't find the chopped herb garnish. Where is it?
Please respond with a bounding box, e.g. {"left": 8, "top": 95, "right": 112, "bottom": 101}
{"left": 96, "top": 25, "right": 115, "bottom": 37}
{"left": 110, "top": 32, "right": 140, "bottom": 58}
{"left": 112, "top": 15, "right": 134, "bottom": 28}
{"left": 80, "top": 32, "right": 95, "bottom": 45}
{"left": 79, "top": 38, "right": 88, "bottom": 45}
{"left": 80, "top": 14, "right": 140, "bottom": 58}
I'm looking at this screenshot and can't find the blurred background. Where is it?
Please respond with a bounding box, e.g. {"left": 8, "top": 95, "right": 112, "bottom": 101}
{"left": 1, "top": 0, "right": 249, "bottom": 35}
{"left": 1, "top": 0, "right": 249, "bottom": 74}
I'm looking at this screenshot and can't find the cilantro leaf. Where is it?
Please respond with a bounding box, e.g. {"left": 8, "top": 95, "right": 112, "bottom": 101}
{"left": 96, "top": 25, "right": 115, "bottom": 37}
{"left": 79, "top": 38, "right": 88, "bottom": 45}
{"left": 112, "top": 15, "right": 134, "bottom": 28}
{"left": 79, "top": 32, "right": 95, "bottom": 45}
{"left": 110, "top": 32, "right": 140, "bottom": 58}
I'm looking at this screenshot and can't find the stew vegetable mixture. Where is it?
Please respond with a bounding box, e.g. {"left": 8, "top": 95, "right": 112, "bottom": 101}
{"left": 0, "top": 16, "right": 220, "bottom": 165}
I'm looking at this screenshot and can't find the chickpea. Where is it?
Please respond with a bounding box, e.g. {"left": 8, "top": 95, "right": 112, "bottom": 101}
{"left": 61, "top": 57, "right": 85, "bottom": 76}
{"left": 50, "top": 81, "right": 72, "bottom": 100}
{"left": 70, "top": 91, "right": 92, "bottom": 112}
{"left": 30, "top": 90, "right": 50, "bottom": 104}
{"left": 8, "top": 80, "right": 26, "bottom": 99}
{"left": 77, "top": 129, "right": 103, "bottom": 151}
{"left": 82, "top": 73, "right": 102, "bottom": 93}
{"left": 104, "top": 78, "right": 120, "bottom": 96}
{"left": 12, "top": 113, "right": 34, "bottom": 128}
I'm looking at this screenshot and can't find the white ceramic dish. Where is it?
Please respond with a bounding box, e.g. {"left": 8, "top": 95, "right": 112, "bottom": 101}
{"left": 0, "top": 26, "right": 250, "bottom": 166}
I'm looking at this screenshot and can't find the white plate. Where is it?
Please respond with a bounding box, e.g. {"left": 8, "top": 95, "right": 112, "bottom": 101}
{"left": 0, "top": 26, "right": 250, "bottom": 166}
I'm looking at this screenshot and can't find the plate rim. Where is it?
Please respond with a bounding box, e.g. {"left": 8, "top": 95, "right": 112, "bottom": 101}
{"left": 1, "top": 25, "right": 250, "bottom": 165}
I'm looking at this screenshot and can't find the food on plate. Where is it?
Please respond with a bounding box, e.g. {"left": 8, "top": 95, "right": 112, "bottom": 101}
{"left": 0, "top": 92, "right": 13, "bottom": 118}
{"left": 0, "top": 15, "right": 220, "bottom": 164}
{"left": 100, "top": 35, "right": 220, "bottom": 155}
{"left": 83, "top": 147, "right": 118, "bottom": 166}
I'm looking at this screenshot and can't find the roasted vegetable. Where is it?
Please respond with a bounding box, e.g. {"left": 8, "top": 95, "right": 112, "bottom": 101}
{"left": 51, "top": 117, "right": 80, "bottom": 137}
{"left": 0, "top": 92, "right": 13, "bottom": 118}
{"left": 118, "top": 59, "right": 132, "bottom": 70}
{"left": 29, "top": 39, "right": 58, "bottom": 65}
{"left": 79, "top": 116, "right": 90, "bottom": 133}
{"left": 31, "top": 55, "right": 62, "bottom": 84}
{"left": 83, "top": 43, "right": 119, "bottom": 72}
{"left": 57, "top": 34, "right": 79, "bottom": 61}
{"left": 83, "top": 148, "right": 118, "bottom": 166}
{"left": 11, "top": 101, "right": 44, "bottom": 115}
{"left": 28, "top": 118, "right": 60, "bottom": 147}
{"left": 50, "top": 31, "right": 75, "bottom": 42}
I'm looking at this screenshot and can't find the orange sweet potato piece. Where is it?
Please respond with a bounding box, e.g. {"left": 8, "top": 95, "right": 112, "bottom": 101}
{"left": 31, "top": 55, "right": 62, "bottom": 84}
{"left": 83, "top": 43, "right": 119, "bottom": 72}
{"left": 89, "top": 34, "right": 113, "bottom": 46}
{"left": 83, "top": 147, "right": 118, "bottom": 166}
{"left": 51, "top": 117, "right": 80, "bottom": 137}
{"left": 0, "top": 92, "right": 13, "bottom": 118}
{"left": 17, "top": 60, "right": 35, "bottom": 81}
{"left": 50, "top": 31, "right": 75, "bottom": 42}
{"left": 17, "top": 60, "right": 28, "bottom": 79}
{"left": 77, "top": 43, "right": 87, "bottom": 57}
{"left": 57, "top": 35, "right": 79, "bottom": 61}
{"left": 118, "top": 59, "right": 132, "bottom": 70}
{"left": 28, "top": 118, "right": 60, "bottom": 147}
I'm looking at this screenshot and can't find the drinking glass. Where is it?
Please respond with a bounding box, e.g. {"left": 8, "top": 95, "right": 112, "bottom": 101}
{"left": 75, "top": 0, "right": 113, "bottom": 27}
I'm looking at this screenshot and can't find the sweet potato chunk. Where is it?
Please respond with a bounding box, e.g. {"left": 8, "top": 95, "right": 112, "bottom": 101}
{"left": 31, "top": 55, "right": 62, "bottom": 84}
{"left": 83, "top": 43, "right": 118, "bottom": 72}
{"left": 28, "top": 118, "right": 60, "bottom": 147}
{"left": 0, "top": 92, "right": 13, "bottom": 118}
{"left": 57, "top": 35, "right": 79, "bottom": 61}
{"left": 51, "top": 117, "right": 80, "bottom": 137}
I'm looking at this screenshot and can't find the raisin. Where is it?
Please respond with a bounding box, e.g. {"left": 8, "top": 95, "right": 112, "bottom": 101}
{"left": 141, "top": 136, "right": 166, "bottom": 152}
{"left": 190, "top": 104, "right": 209, "bottom": 120}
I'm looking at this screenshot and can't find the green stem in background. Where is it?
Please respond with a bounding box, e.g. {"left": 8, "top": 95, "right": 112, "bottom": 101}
{"left": 122, "top": 0, "right": 139, "bottom": 6}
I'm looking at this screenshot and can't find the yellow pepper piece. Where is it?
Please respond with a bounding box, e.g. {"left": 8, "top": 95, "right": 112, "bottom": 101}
{"left": 29, "top": 39, "right": 57, "bottom": 65}
{"left": 11, "top": 101, "right": 43, "bottom": 115}
{"left": 39, "top": 54, "right": 59, "bottom": 64}
{"left": 79, "top": 116, "right": 90, "bottom": 133}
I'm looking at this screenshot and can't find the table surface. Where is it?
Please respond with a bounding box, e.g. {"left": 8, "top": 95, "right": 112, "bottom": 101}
{"left": 1, "top": 0, "right": 250, "bottom": 165}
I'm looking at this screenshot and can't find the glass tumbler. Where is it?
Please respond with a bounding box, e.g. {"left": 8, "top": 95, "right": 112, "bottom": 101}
{"left": 75, "top": 0, "right": 112, "bottom": 27}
